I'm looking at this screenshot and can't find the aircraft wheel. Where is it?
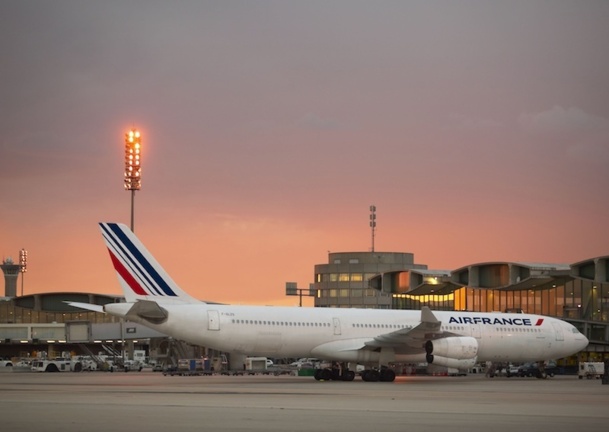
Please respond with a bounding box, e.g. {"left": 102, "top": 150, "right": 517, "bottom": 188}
{"left": 342, "top": 370, "right": 355, "bottom": 381}
{"left": 319, "top": 369, "right": 332, "bottom": 381}
{"left": 362, "top": 370, "right": 380, "bottom": 382}
{"left": 380, "top": 369, "right": 396, "bottom": 382}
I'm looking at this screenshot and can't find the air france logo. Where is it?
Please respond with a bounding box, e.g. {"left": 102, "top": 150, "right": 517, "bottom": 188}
{"left": 449, "top": 316, "right": 544, "bottom": 326}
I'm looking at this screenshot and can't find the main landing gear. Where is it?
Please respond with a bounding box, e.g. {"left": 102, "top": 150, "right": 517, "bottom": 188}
{"left": 313, "top": 367, "right": 356, "bottom": 381}
{"left": 361, "top": 368, "right": 396, "bottom": 382}
{"left": 313, "top": 364, "right": 396, "bottom": 382}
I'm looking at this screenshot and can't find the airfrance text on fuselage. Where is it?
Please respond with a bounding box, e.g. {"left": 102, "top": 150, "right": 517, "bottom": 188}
{"left": 449, "top": 317, "right": 543, "bottom": 326}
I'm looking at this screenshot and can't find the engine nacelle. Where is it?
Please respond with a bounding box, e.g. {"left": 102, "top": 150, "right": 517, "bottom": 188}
{"left": 425, "top": 336, "right": 478, "bottom": 360}
{"left": 426, "top": 355, "right": 477, "bottom": 370}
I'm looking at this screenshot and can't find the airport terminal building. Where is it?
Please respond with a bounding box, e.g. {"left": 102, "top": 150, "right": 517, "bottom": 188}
{"left": 1, "top": 251, "right": 608, "bottom": 365}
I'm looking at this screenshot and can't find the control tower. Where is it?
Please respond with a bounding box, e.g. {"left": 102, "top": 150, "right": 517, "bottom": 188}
{"left": 1, "top": 257, "right": 20, "bottom": 297}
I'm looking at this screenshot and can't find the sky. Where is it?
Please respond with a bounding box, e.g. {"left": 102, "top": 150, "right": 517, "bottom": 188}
{"left": 1, "top": 1, "right": 608, "bottom": 307}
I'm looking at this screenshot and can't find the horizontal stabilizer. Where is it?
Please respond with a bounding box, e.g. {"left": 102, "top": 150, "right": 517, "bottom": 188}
{"left": 65, "top": 302, "right": 105, "bottom": 313}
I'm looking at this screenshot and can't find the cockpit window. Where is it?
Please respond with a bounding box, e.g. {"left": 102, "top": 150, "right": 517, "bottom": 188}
{"left": 572, "top": 328, "right": 579, "bottom": 334}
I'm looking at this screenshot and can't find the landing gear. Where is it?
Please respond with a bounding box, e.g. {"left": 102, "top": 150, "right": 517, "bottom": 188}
{"left": 361, "top": 367, "right": 396, "bottom": 382}
{"left": 342, "top": 370, "right": 356, "bottom": 381}
{"left": 534, "top": 361, "right": 548, "bottom": 379}
{"left": 314, "top": 368, "right": 332, "bottom": 381}
{"left": 380, "top": 368, "right": 396, "bottom": 382}
{"left": 313, "top": 362, "right": 396, "bottom": 382}
{"left": 361, "top": 369, "right": 380, "bottom": 382}
{"left": 313, "top": 366, "right": 356, "bottom": 381}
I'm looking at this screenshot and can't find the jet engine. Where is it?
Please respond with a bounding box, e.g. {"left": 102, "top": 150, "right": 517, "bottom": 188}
{"left": 425, "top": 336, "right": 478, "bottom": 369}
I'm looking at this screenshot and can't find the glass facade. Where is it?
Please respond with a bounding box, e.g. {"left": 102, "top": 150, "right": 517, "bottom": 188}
{"left": 0, "top": 301, "right": 120, "bottom": 324}
{"left": 0, "top": 294, "right": 122, "bottom": 325}
{"left": 391, "top": 279, "right": 609, "bottom": 362}
{"left": 392, "top": 279, "right": 608, "bottom": 325}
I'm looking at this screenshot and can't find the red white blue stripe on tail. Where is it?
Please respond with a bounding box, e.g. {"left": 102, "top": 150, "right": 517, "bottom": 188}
{"left": 100, "top": 223, "right": 199, "bottom": 303}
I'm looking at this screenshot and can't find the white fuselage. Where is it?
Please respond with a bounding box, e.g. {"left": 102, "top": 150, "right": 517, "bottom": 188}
{"left": 107, "top": 302, "right": 588, "bottom": 364}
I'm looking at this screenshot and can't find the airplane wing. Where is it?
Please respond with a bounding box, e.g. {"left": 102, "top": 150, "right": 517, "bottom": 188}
{"left": 312, "top": 307, "right": 457, "bottom": 361}
{"left": 364, "top": 307, "right": 454, "bottom": 354}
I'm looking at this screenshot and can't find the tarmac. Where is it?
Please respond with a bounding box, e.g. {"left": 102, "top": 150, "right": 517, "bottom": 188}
{"left": 0, "top": 370, "right": 607, "bottom": 432}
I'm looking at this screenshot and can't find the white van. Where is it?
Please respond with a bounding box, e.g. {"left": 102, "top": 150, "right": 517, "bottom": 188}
{"left": 290, "top": 358, "right": 320, "bottom": 368}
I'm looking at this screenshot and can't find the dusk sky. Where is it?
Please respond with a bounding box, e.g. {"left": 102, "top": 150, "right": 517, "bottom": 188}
{"left": 1, "top": 1, "right": 608, "bottom": 306}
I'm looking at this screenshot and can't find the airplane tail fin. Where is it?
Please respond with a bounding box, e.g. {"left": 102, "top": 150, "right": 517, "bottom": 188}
{"left": 99, "top": 222, "right": 201, "bottom": 304}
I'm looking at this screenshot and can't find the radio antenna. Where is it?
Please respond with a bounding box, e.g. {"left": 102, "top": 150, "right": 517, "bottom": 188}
{"left": 369, "top": 205, "right": 376, "bottom": 252}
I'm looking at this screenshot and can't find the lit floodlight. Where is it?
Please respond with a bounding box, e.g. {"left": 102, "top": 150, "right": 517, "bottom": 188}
{"left": 124, "top": 128, "right": 142, "bottom": 191}
{"left": 19, "top": 248, "right": 27, "bottom": 296}
{"left": 124, "top": 128, "right": 143, "bottom": 231}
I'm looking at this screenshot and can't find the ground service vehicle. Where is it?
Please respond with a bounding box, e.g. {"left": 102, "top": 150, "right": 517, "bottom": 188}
{"left": 124, "top": 360, "right": 143, "bottom": 372}
{"left": 290, "top": 358, "right": 321, "bottom": 368}
{"left": 578, "top": 362, "right": 605, "bottom": 379}
{"left": 71, "top": 356, "right": 98, "bottom": 371}
{"left": 177, "top": 358, "right": 204, "bottom": 375}
{"left": 517, "top": 361, "right": 558, "bottom": 378}
{"left": 245, "top": 357, "right": 269, "bottom": 371}
{"left": 32, "top": 358, "right": 72, "bottom": 372}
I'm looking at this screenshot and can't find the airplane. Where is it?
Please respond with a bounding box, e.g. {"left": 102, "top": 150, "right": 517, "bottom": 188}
{"left": 69, "top": 222, "right": 589, "bottom": 382}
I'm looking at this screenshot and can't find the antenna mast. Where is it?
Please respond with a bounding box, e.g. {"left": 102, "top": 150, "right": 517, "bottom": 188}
{"left": 369, "top": 205, "right": 376, "bottom": 252}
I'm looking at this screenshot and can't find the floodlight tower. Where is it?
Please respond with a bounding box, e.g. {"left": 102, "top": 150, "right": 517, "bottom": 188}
{"left": 124, "top": 129, "right": 142, "bottom": 232}
{"left": 19, "top": 248, "right": 27, "bottom": 296}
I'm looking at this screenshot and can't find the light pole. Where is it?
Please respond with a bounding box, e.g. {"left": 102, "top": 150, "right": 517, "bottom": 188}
{"left": 19, "top": 248, "right": 27, "bottom": 297}
{"left": 122, "top": 129, "right": 141, "bottom": 364}
{"left": 124, "top": 129, "right": 142, "bottom": 232}
{"left": 285, "top": 282, "right": 316, "bottom": 307}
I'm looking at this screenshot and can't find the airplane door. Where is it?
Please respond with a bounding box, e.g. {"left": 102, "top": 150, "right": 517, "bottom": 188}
{"left": 332, "top": 318, "right": 341, "bottom": 335}
{"left": 552, "top": 322, "right": 564, "bottom": 341}
{"left": 208, "top": 310, "right": 220, "bottom": 331}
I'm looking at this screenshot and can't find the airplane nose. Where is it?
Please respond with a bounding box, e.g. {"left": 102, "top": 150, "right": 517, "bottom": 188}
{"left": 579, "top": 334, "right": 589, "bottom": 350}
